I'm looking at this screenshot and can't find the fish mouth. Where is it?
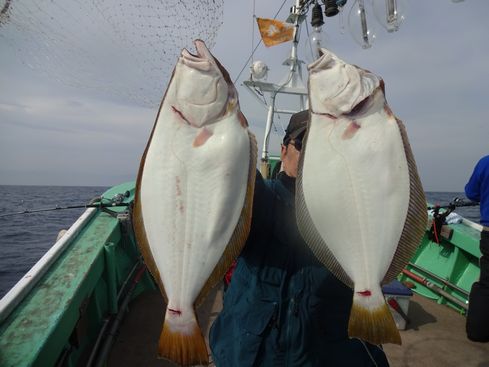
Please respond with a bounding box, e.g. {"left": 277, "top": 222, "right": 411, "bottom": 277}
{"left": 308, "top": 48, "right": 359, "bottom": 112}
{"left": 181, "top": 39, "right": 213, "bottom": 72}
{"left": 177, "top": 40, "right": 223, "bottom": 108}
{"left": 308, "top": 48, "right": 335, "bottom": 73}
{"left": 307, "top": 47, "right": 382, "bottom": 117}
{"left": 174, "top": 39, "right": 230, "bottom": 126}
{"left": 307, "top": 49, "right": 351, "bottom": 99}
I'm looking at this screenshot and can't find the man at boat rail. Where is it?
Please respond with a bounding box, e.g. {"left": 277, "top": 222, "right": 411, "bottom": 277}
{"left": 465, "top": 154, "right": 489, "bottom": 343}
{"left": 209, "top": 110, "right": 390, "bottom": 366}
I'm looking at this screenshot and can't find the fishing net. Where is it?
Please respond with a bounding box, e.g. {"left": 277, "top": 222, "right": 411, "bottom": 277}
{"left": 0, "top": 0, "right": 224, "bottom": 107}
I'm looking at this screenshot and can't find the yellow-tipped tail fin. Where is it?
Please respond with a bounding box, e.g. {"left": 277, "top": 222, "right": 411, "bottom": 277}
{"left": 348, "top": 290, "right": 402, "bottom": 345}
{"left": 158, "top": 309, "right": 209, "bottom": 366}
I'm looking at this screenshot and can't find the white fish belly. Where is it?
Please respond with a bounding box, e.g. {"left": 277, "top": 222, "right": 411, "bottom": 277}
{"left": 139, "top": 106, "right": 250, "bottom": 310}
{"left": 302, "top": 112, "right": 409, "bottom": 290}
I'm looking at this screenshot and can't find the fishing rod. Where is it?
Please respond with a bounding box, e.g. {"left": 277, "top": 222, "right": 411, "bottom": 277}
{"left": 0, "top": 192, "right": 131, "bottom": 219}
{"left": 427, "top": 197, "right": 479, "bottom": 244}
{"left": 407, "top": 262, "right": 469, "bottom": 297}
{"left": 402, "top": 269, "right": 468, "bottom": 311}
{"left": 427, "top": 197, "right": 479, "bottom": 211}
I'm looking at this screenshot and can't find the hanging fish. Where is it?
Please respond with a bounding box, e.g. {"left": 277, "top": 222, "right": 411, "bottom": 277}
{"left": 296, "top": 49, "right": 427, "bottom": 345}
{"left": 133, "top": 39, "right": 257, "bottom": 366}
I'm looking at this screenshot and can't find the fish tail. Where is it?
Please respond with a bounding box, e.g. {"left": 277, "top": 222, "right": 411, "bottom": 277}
{"left": 348, "top": 288, "right": 401, "bottom": 345}
{"left": 158, "top": 309, "right": 209, "bottom": 366}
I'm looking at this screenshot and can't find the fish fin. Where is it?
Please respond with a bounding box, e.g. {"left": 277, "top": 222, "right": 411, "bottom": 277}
{"left": 348, "top": 288, "right": 402, "bottom": 345}
{"left": 296, "top": 120, "right": 353, "bottom": 288}
{"left": 158, "top": 309, "right": 209, "bottom": 366}
{"left": 382, "top": 118, "right": 427, "bottom": 284}
{"left": 133, "top": 131, "right": 168, "bottom": 302}
{"left": 194, "top": 130, "right": 258, "bottom": 307}
{"left": 133, "top": 194, "right": 168, "bottom": 302}
{"left": 192, "top": 127, "right": 213, "bottom": 147}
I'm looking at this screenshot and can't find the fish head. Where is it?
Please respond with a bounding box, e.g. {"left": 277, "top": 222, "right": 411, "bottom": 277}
{"left": 172, "top": 39, "right": 236, "bottom": 128}
{"left": 308, "top": 48, "right": 379, "bottom": 117}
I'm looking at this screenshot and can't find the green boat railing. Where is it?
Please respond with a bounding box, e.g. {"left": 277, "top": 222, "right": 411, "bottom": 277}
{"left": 399, "top": 203, "right": 481, "bottom": 314}
{"left": 0, "top": 182, "right": 156, "bottom": 367}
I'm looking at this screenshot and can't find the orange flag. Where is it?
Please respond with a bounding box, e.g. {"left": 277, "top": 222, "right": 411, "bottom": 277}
{"left": 257, "top": 18, "right": 294, "bottom": 47}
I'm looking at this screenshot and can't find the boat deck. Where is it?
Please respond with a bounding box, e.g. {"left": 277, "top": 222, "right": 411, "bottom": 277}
{"left": 108, "top": 287, "right": 489, "bottom": 367}
{"left": 108, "top": 286, "right": 222, "bottom": 367}
{"left": 382, "top": 294, "right": 489, "bottom": 366}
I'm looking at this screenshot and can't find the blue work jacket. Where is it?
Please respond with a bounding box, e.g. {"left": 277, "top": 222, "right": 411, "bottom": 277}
{"left": 209, "top": 171, "right": 389, "bottom": 367}
{"left": 465, "top": 155, "right": 489, "bottom": 226}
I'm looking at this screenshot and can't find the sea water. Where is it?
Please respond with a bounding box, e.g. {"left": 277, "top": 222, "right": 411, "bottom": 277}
{"left": 0, "top": 185, "right": 108, "bottom": 298}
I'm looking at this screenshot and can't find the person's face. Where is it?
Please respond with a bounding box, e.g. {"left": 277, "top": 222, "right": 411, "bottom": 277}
{"left": 280, "top": 138, "right": 302, "bottom": 178}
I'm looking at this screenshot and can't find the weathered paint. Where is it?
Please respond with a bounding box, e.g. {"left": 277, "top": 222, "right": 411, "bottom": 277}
{"left": 104, "top": 242, "right": 118, "bottom": 314}
{"left": 398, "top": 215, "right": 481, "bottom": 314}
{"left": 0, "top": 182, "right": 155, "bottom": 367}
{"left": 0, "top": 208, "right": 97, "bottom": 323}
{"left": 0, "top": 211, "right": 115, "bottom": 366}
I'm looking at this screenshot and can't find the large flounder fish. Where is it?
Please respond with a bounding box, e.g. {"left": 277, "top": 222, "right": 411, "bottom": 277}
{"left": 296, "top": 49, "right": 427, "bottom": 345}
{"left": 133, "top": 39, "right": 257, "bottom": 366}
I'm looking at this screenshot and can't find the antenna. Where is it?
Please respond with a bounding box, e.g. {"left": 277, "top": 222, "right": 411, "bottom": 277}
{"left": 243, "top": 0, "right": 310, "bottom": 178}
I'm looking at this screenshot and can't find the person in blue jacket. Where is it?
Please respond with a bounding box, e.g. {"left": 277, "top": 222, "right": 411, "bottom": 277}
{"left": 209, "top": 110, "right": 390, "bottom": 366}
{"left": 465, "top": 154, "right": 489, "bottom": 342}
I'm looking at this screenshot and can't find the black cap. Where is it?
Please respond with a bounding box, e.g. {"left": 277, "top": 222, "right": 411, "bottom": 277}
{"left": 283, "top": 110, "right": 309, "bottom": 143}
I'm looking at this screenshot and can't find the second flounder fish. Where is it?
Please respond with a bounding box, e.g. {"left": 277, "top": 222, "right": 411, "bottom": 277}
{"left": 297, "top": 49, "right": 427, "bottom": 345}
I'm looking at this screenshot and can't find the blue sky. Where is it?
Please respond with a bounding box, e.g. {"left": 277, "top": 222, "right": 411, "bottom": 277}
{"left": 0, "top": 0, "right": 488, "bottom": 191}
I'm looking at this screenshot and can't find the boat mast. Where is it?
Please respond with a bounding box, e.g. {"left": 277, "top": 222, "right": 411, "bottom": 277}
{"left": 243, "top": 0, "right": 311, "bottom": 178}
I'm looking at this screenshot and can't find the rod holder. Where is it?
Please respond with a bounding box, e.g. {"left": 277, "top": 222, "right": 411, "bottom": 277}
{"left": 104, "top": 242, "right": 118, "bottom": 314}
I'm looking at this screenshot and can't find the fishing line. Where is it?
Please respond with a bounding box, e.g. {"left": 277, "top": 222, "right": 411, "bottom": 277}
{"left": 427, "top": 198, "right": 479, "bottom": 211}
{"left": 268, "top": 63, "right": 295, "bottom": 137}
{"left": 251, "top": 0, "right": 256, "bottom": 67}
{"left": 233, "top": 0, "right": 289, "bottom": 84}
{"left": 358, "top": 339, "right": 378, "bottom": 367}
{"left": 0, "top": 203, "right": 130, "bottom": 218}
{"left": 0, "top": 193, "right": 131, "bottom": 218}
{"left": 304, "top": 20, "right": 314, "bottom": 61}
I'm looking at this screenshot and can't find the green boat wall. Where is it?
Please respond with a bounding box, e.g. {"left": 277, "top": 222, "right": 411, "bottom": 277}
{"left": 0, "top": 182, "right": 156, "bottom": 367}
{"left": 399, "top": 212, "right": 481, "bottom": 314}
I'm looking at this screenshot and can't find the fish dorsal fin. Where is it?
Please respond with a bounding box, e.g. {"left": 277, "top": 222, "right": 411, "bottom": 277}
{"left": 194, "top": 130, "right": 258, "bottom": 307}
{"left": 381, "top": 118, "right": 427, "bottom": 284}
{"left": 133, "top": 173, "right": 168, "bottom": 303}
{"left": 296, "top": 121, "right": 353, "bottom": 288}
{"left": 132, "top": 75, "right": 175, "bottom": 303}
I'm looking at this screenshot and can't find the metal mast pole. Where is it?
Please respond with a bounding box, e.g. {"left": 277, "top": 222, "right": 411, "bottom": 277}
{"left": 244, "top": 0, "right": 309, "bottom": 178}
